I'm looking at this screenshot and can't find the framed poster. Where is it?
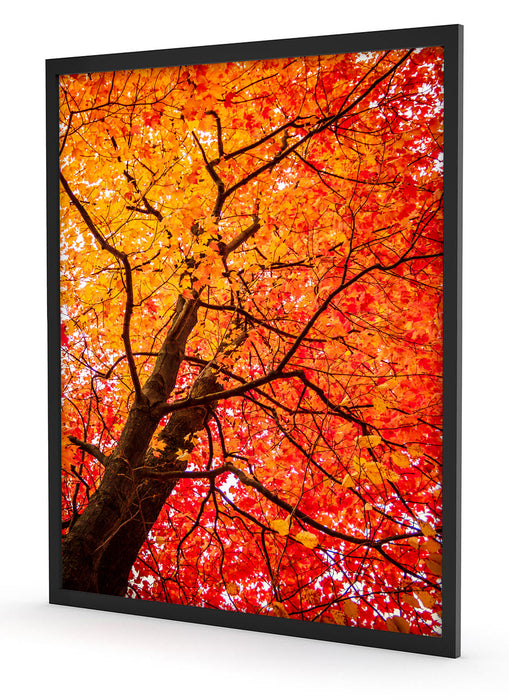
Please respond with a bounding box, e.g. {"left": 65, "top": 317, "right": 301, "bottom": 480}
{"left": 47, "top": 24, "right": 462, "bottom": 657}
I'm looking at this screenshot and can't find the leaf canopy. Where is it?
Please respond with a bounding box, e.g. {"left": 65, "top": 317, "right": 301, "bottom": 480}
{"left": 60, "top": 46, "right": 444, "bottom": 635}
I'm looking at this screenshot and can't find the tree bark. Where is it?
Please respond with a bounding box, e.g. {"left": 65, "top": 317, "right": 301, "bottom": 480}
{"left": 96, "top": 371, "right": 222, "bottom": 596}
{"left": 61, "top": 295, "right": 219, "bottom": 594}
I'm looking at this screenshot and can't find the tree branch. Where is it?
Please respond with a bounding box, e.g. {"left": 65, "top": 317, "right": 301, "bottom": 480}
{"left": 275, "top": 251, "right": 442, "bottom": 374}
{"left": 191, "top": 130, "right": 226, "bottom": 218}
{"left": 60, "top": 172, "right": 144, "bottom": 402}
{"left": 154, "top": 369, "right": 303, "bottom": 418}
{"left": 196, "top": 300, "right": 297, "bottom": 340}
{"left": 227, "top": 463, "right": 421, "bottom": 550}
{"left": 205, "top": 110, "right": 224, "bottom": 158}
{"left": 67, "top": 436, "right": 108, "bottom": 466}
{"left": 220, "top": 50, "right": 415, "bottom": 204}
{"left": 222, "top": 214, "right": 260, "bottom": 256}
{"left": 134, "top": 464, "right": 229, "bottom": 481}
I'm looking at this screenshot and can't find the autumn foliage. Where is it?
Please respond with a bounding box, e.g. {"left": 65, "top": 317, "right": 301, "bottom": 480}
{"left": 59, "top": 46, "right": 444, "bottom": 636}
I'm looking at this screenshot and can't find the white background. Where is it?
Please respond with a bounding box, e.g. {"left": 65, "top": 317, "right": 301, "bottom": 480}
{"left": 1, "top": 1, "right": 507, "bottom": 698}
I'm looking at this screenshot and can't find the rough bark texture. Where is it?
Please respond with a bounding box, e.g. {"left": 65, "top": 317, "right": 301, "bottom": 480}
{"left": 61, "top": 296, "right": 219, "bottom": 594}
{"left": 96, "top": 372, "right": 221, "bottom": 596}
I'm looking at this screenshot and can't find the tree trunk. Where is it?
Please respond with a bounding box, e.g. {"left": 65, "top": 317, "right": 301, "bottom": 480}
{"left": 61, "top": 296, "right": 219, "bottom": 594}
{"left": 96, "top": 372, "right": 221, "bottom": 596}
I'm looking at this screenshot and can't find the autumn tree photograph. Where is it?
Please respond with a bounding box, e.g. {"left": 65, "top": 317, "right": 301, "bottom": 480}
{"left": 58, "top": 45, "right": 444, "bottom": 637}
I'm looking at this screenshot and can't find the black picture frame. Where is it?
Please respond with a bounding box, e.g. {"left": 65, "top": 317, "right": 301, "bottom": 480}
{"left": 47, "top": 23, "right": 462, "bottom": 657}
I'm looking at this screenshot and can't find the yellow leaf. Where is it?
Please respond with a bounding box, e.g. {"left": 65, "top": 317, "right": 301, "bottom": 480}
{"left": 226, "top": 582, "right": 239, "bottom": 596}
{"left": 356, "top": 435, "right": 382, "bottom": 449}
{"left": 426, "top": 558, "right": 442, "bottom": 576}
{"left": 421, "top": 540, "right": 441, "bottom": 553}
{"left": 386, "top": 618, "right": 398, "bottom": 632}
{"left": 363, "top": 461, "right": 384, "bottom": 471}
{"left": 368, "top": 471, "right": 384, "bottom": 486}
{"left": 273, "top": 241, "right": 289, "bottom": 259}
{"left": 372, "top": 396, "right": 387, "bottom": 413}
{"left": 151, "top": 437, "right": 166, "bottom": 458}
{"left": 408, "top": 444, "right": 424, "bottom": 458}
{"left": 392, "top": 451, "right": 410, "bottom": 468}
{"left": 342, "top": 474, "right": 355, "bottom": 488}
{"left": 416, "top": 590, "right": 436, "bottom": 609}
{"left": 176, "top": 450, "right": 192, "bottom": 462}
{"left": 419, "top": 520, "right": 437, "bottom": 537}
{"left": 302, "top": 589, "right": 320, "bottom": 605}
{"left": 408, "top": 537, "right": 420, "bottom": 548}
{"left": 295, "top": 531, "right": 319, "bottom": 549}
{"left": 272, "top": 601, "right": 289, "bottom": 618}
{"left": 386, "top": 615, "right": 410, "bottom": 634}
{"left": 270, "top": 517, "right": 291, "bottom": 536}
{"left": 331, "top": 610, "right": 347, "bottom": 625}
{"left": 401, "top": 593, "right": 419, "bottom": 608}
{"left": 352, "top": 455, "right": 366, "bottom": 470}
{"left": 363, "top": 462, "right": 385, "bottom": 485}
{"left": 318, "top": 613, "right": 333, "bottom": 624}
{"left": 342, "top": 599, "right": 358, "bottom": 619}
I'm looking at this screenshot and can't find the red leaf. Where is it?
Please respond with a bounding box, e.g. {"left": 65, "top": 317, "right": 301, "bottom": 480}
{"left": 60, "top": 322, "right": 69, "bottom": 348}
